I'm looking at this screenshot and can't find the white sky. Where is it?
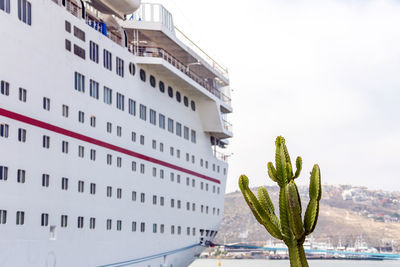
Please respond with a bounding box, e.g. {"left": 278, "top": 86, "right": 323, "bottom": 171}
{"left": 148, "top": 0, "right": 400, "bottom": 192}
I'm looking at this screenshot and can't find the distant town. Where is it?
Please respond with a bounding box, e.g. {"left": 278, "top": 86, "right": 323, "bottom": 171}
{"left": 307, "top": 185, "right": 400, "bottom": 224}
{"left": 215, "top": 184, "right": 400, "bottom": 255}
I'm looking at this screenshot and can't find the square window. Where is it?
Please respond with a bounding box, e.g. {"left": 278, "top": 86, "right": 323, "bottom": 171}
{"left": 90, "top": 80, "right": 99, "bottom": 99}
{"left": 18, "top": 128, "right": 26, "bottom": 142}
{"left": 139, "top": 104, "right": 147, "bottom": 121}
{"left": 78, "top": 111, "right": 85, "bottom": 123}
{"left": 0, "top": 124, "right": 9, "bottom": 138}
{"left": 61, "top": 177, "right": 68, "bottom": 190}
{"left": 128, "top": 99, "right": 136, "bottom": 116}
{"left": 18, "top": 0, "right": 32, "bottom": 25}
{"left": 16, "top": 211, "right": 25, "bottom": 225}
{"left": 62, "top": 105, "right": 69, "bottom": 117}
{"left": 17, "top": 169, "right": 26, "bottom": 183}
{"left": 74, "top": 72, "right": 85, "bottom": 93}
{"left": 42, "top": 174, "right": 49, "bottom": 187}
{"left": 0, "top": 81, "right": 9, "bottom": 96}
{"left": 19, "top": 88, "right": 27, "bottom": 102}
{"left": 168, "top": 118, "right": 174, "bottom": 133}
{"left": 90, "top": 116, "right": 96, "bottom": 127}
{"left": 116, "top": 93, "right": 125, "bottom": 111}
{"left": 150, "top": 109, "right": 156, "bottom": 125}
{"left": 0, "top": 0, "right": 10, "bottom": 14}
{"left": 43, "top": 97, "right": 50, "bottom": 111}
{"left": 159, "top": 114, "right": 165, "bottom": 129}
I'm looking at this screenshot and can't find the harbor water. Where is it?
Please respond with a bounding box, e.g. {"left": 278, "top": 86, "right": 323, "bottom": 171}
{"left": 190, "top": 259, "right": 400, "bottom": 267}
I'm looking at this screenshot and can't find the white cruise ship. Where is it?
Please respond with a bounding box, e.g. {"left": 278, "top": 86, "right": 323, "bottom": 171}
{"left": 0, "top": 0, "right": 232, "bottom": 266}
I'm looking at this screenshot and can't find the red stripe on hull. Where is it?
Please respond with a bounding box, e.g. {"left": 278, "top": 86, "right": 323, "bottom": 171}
{"left": 0, "top": 108, "right": 220, "bottom": 184}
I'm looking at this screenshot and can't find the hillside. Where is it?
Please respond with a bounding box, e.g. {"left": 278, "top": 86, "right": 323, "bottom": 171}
{"left": 216, "top": 185, "right": 400, "bottom": 250}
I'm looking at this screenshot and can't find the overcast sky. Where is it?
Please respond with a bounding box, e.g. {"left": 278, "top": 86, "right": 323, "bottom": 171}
{"left": 148, "top": 0, "right": 400, "bottom": 192}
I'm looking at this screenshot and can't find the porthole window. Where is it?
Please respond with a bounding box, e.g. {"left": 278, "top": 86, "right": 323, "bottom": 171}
{"left": 183, "top": 96, "right": 189, "bottom": 107}
{"left": 191, "top": 100, "right": 196, "bottom": 111}
{"left": 159, "top": 81, "right": 165, "bottom": 93}
{"left": 150, "top": 75, "right": 156, "bottom": 88}
{"left": 140, "top": 69, "right": 146, "bottom": 82}
{"left": 129, "top": 63, "right": 136, "bottom": 76}
{"left": 168, "top": 86, "right": 173, "bottom": 98}
{"left": 176, "top": 91, "right": 181, "bottom": 102}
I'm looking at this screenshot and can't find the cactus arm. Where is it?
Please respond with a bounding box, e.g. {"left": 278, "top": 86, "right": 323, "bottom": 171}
{"left": 258, "top": 186, "right": 275, "bottom": 214}
{"left": 286, "top": 164, "right": 293, "bottom": 180}
{"left": 309, "top": 165, "right": 321, "bottom": 200}
{"left": 283, "top": 142, "right": 294, "bottom": 178}
{"left": 293, "top": 157, "right": 302, "bottom": 179}
{"left": 279, "top": 187, "right": 293, "bottom": 241}
{"left": 304, "top": 199, "right": 319, "bottom": 235}
{"left": 275, "top": 137, "right": 288, "bottom": 186}
{"left": 258, "top": 187, "right": 281, "bottom": 233}
{"left": 239, "top": 175, "right": 283, "bottom": 240}
{"left": 304, "top": 164, "right": 321, "bottom": 235}
{"left": 286, "top": 181, "right": 305, "bottom": 240}
{"left": 267, "top": 162, "right": 279, "bottom": 183}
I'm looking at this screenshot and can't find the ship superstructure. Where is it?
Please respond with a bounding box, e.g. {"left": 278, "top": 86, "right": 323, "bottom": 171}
{"left": 0, "top": 0, "right": 232, "bottom": 266}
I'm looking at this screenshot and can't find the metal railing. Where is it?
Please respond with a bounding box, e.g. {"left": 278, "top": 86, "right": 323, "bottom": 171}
{"left": 175, "top": 27, "right": 229, "bottom": 81}
{"left": 132, "top": 46, "right": 231, "bottom": 105}
{"left": 129, "top": 3, "right": 229, "bottom": 81}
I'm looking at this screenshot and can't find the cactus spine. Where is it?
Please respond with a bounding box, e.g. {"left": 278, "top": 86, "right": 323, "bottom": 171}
{"left": 239, "top": 136, "right": 321, "bottom": 267}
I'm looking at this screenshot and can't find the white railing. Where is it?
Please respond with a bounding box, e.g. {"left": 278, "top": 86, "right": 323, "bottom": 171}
{"left": 129, "top": 3, "right": 229, "bottom": 81}
{"left": 131, "top": 46, "right": 231, "bottom": 105}
{"left": 175, "top": 27, "right": 229, "bottom": 81}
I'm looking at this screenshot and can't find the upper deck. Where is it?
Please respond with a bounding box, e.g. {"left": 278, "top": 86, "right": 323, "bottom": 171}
{"left": 123, "top": 3, "right": 231, "bottom": 112}
{"left": 67, "top": 0, "right": 232, "bottom": 113}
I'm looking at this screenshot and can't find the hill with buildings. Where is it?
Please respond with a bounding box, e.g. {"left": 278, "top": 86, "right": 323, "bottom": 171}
{"left": 217, "top": 185, "right": 400, "bottom": 251}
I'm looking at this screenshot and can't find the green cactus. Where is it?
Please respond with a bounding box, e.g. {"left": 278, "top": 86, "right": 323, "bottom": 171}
{"left": 239, "top": 136, "right": 321, "bottom": 267}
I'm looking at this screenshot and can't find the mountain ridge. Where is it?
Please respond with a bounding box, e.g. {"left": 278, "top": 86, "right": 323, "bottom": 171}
{"left": 216, "top": 184, "right": 400, "bottom": 250}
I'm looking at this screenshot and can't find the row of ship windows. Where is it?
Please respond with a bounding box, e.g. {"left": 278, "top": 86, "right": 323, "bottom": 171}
{"left": 0, "top": 128, "right": 222, "bottom": 193}
{"left": 0, "top": 0, "right": 31, "bottom": 25}
{"left": 0, "top": 210, "right": 218, "bottom": 238}
{"left": 0, "top": 167, "right": 221, "bottom": 215}
{"left": 0, "top": 119, "right": 221, "bottom": 174}
{"left": 0, "top": 80, "right": 226, "bottom": 175}
{"left": 73, "top": 71, "right": 197, "bottom": 143}
{"left": 66, "top": 19, "right": 197, "bottom": 112}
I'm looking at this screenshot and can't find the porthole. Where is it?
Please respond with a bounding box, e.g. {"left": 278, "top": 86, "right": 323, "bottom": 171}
{"left": 159, "top": 81, "right": 165, "bottom": 93}
{"left": 183, "top": 96, "right": 189, "bottom": 107}
{"left": 150, "top": 75, "right": 156, "bottom": 88}
{"left": 129, "top": 63, "right": 136, "bottom": 76}
{"left": 140, "top": 69, "right": 146, "bottom": 82}
{"left": 168, "top": 86, "right": 173, "bottom": 98}
{"left": 176, "top": 91, "right": 181, "bottom": 102}
{"left": 191, "top": 100, "right": 196, "bottom": 111}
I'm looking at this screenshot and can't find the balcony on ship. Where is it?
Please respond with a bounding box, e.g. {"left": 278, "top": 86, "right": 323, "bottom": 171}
{"left": 120, "top": 3, "right": 232, "bottom": 113}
